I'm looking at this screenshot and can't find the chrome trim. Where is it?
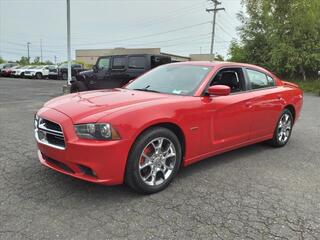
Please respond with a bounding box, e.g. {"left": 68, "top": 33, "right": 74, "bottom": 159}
{"left": 35, "top": 129, "right": 65, "bottom": 150}
{"left": 34, "top": 116, "right": 66, "bottom": 150}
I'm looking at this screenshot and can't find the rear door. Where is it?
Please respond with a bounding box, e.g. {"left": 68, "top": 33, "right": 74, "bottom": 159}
{"left": 127, "top": 56, "right": 148, "bottom": 81}
{"left": 244, "top": 68, "right": 284, "bottom": 139}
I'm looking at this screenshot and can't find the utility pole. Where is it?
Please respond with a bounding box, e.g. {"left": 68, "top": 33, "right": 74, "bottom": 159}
{"left": 66, "top": 0, "right": 72, "bottom": 85}
{"left": 54, "top": 55, "right": 57, "bottom": 65}
{"left": 206, "top": 0, "right": 225, "bottom": 57}
{"left": 27, "top": 42, "right": 31, "bottom": 64}
{"left": 40, "top": 39, "right": 43, "bottom": 63}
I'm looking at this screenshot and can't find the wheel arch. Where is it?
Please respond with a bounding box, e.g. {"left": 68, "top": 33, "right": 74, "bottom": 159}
{"left": 129, "top": 121, "right": 186, "bottom": 160}
{"left": 284, "top": 104, "right": 296, "bottom": 122}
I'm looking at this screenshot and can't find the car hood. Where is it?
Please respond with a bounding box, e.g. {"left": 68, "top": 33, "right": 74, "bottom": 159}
{"left": 44, "top": 88, "right": 169, "bottom": 123}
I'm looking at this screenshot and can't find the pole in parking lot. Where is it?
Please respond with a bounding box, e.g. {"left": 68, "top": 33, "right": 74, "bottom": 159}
{"left": 206, "top": 0, "right": 225, "bottom": 58}
{"left": 66, "top": 0, "right": 71, "bottom": 85}
{"left": 40, "top": 39, "right": 43, "bottom": 63}
{"left": 27, "top": 42, "right": 31, "bottom": 64}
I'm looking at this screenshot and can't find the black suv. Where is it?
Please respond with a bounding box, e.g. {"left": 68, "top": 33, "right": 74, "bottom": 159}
{"left": 58, "top": 63, "right": 86, "bottom": 80}
{"left": 70, "top": 54, "right": 171, "bottom": 92}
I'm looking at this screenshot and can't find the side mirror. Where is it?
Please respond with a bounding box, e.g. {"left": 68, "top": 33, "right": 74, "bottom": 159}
{"left": 92, "top": 65, "right": 98, "bottom": 72}
{"left": 207, "top": 85, "right": 231, "bottom": 96}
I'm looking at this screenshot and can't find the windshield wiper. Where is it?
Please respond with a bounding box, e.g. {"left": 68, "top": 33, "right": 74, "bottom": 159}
{"left": 132, "top": 88, "right": 161, "bottom": 93}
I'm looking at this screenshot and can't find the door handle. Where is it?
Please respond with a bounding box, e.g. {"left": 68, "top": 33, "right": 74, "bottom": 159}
{"left": 245, "top": 102, "right": 252, "bottom": 108}
{"left": 277, "top": 95, "right": 284, "bottom": 101}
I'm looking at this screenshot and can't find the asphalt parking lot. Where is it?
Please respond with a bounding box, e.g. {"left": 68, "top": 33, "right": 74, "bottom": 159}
{"left": 0, "top": 77, "right": 319, "bottom": 240}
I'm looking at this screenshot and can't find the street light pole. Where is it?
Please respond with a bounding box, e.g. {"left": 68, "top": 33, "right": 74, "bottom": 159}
{"left": 66, "top": 0, "right": 71, "bottom": 85}
{"left": 27, "top": 42, "right": 31, "bottom": 64}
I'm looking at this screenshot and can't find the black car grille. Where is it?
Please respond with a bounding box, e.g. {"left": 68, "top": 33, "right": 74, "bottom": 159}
{"left": 36, "top": 118, "right": 65, "bottom": 149}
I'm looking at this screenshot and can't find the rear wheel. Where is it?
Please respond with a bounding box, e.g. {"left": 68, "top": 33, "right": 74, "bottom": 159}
{"left": 35, "top": 72, "right": 42, "bottom": 79}
{"left": 268, "top": 109, "right": 293, "bottom": 147}
{"left": 62, "top": 72, "right": 67, "bottom": 80}
{"left": 125, "top": 127, "right": 182, "bottom": 194}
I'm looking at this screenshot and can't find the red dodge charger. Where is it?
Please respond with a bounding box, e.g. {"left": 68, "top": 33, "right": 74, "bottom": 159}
{"left": 35, "top": 61, "right": 303, "bottom": 193}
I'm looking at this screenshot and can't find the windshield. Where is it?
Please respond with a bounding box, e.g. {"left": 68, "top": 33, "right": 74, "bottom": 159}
{"left": 125, "top": 64, "right": 212, "bottom": 96}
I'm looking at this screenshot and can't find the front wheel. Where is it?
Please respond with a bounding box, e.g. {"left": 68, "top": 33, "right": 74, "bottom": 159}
{"left": 268, "top": 109, "right": 293, "bottom": 147}
{"left": 125, "top": 127, "right": 182, "bottom": 194}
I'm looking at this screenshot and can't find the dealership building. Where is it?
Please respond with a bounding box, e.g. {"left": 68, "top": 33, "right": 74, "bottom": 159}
{"left": 75, "top": 48, "right": 214, "bottom": 65}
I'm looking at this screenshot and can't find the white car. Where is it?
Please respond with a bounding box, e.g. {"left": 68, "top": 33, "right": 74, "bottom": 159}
{"left": 24, "top": 65, "right": 50, "bottom": 79}
{"left": 11, "top": 66, "right": 34, "bottom": 77}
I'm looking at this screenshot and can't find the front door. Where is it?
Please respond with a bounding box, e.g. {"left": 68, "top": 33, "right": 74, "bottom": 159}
{"left": 204, "top": 68, "right": 255, "bottom": 151}
{"left": 93, "top": 57, "right": 111, "bottom": 89}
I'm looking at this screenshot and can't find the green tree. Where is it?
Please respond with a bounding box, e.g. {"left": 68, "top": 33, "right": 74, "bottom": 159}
{"left": 17, "top": 56, "right": 29, "bottom": 66}
{"left": 0, "top": 56, "right": 5, "bottom": 64}
{"left": 32, "top": 56, "right": 41, "bottom": 65}
{"left": 229, "top": 0, "right": 320, "bottom": 80}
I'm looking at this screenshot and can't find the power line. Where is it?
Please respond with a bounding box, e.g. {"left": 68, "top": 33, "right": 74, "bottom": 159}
{"left": 206, "top": 0, "right": 225, "bottom": 55}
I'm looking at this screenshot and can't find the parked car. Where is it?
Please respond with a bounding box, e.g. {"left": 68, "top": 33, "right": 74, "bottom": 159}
{"left": 11, "top": 66, "right": 34, "bottom": 78}
{"left": 70, "top": 54, "right": 171, "bottom": 92}
{"left": 48, "top": 65, "right": 58, "bottom": 79}
{"left": 0, "top": 65, "right": 20, "bottom": 77}
{"left": 57, "top": 63, "right": 85, "bottom": 80}
{"left": 24, "top": 65, "right": 50, "bottom": 79}
{"left": 0, "top": 62, "right": 18, "bottom": 76}
{"left": 35, "top": 61, "right": 303, "bottom": 194}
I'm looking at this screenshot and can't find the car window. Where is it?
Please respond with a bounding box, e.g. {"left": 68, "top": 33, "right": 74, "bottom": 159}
{"left": 267, "top": 75, "right": 275, "bottom": 86}
{"left": 210, "top": 68, "right": 245, "bottom": 93}
{"left": 128, "top": 57, "right": 145, "bottom": 69}
{"left": 112, "top": 57, "right": 127, "bottom": 69}
{"left": 97, "top": 58, "right": 110, "bottom": 70}
{"left": 246, "top": 69, "right": 273, "bottom": 89}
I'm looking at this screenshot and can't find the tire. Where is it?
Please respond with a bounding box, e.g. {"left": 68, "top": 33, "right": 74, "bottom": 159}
{"left": 35, "top": 72, "right": 42, "bottom": 79}
{"left": 70, "top": 81, "right": 87, "bottom": 93}
{"left": 125, "top": 127, "right": 182, "bottom": 194}
{"left": 268, "top": 109, "right": 293, "bottom": 147}
{"left": 62, "top": 72, "right": 67, "bottom": 80}
{"left": 20, "top": 73, "right": 24, "bottom": 78}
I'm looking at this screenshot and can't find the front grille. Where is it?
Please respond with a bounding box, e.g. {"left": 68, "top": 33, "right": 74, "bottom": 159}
{"left": 35, "top": 117, "right": 66, "bottom": 149}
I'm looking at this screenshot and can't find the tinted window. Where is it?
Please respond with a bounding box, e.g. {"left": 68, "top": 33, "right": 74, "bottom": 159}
{"left": 97, "top": 57, "right": 110, "bottom": 70}
{"left": 126, "top": 65, "right": 212, "bottom": 96}
{"left": 247, "top": 69, "right": 273, "bottom": 89}
{"left": 267, "top": 75, "right": 275, "bottom": 86}
{"left": 128, "top": 57, "right": 145, "bottom": 69}
{"left": 112, "top": 57, "right": 127, "bottom": 69}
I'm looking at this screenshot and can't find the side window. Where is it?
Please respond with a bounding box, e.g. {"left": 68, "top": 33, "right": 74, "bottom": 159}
{"left": 128, "top": 57, "right": 145, "bottom": 69}
{"left": 210, "top": 68, "right": 244, "bottom": 93}
{"left": 112, "top": 57, "right": 127, "bottom": 70}
{"left": 246, "top": 69, "right": 272, "bottom": 90}
{"left": 267, "top": 75, "right": 275, "bottom": 86}
{"left": 97, "top": 58, "right": 110, "bottom": 70}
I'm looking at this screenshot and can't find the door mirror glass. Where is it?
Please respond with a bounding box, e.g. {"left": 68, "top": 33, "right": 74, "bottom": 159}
{"left": 208, "top": 85, "right": 231, "bottom": 96}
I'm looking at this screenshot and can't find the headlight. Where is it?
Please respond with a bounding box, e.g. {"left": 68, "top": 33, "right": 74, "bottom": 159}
{"left": 75, "top": 123, "right": 121, "bottom": 140}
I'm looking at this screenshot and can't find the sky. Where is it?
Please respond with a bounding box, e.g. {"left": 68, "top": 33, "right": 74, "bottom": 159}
{"left": 0, "top": 0, "right": 243, "bottom": 63}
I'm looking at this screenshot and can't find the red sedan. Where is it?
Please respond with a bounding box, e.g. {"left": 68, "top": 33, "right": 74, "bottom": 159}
{"left": 34, "top": 61, "right": 303, "bottom": 193}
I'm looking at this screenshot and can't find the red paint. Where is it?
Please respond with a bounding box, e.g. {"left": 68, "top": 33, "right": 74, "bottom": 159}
{"left": 35, "top": 62, "right": 303, "bottom": 185}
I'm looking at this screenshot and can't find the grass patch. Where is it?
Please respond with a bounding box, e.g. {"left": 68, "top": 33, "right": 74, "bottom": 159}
{"left": 288, "top": 79, "right": 320, "bottom": 96}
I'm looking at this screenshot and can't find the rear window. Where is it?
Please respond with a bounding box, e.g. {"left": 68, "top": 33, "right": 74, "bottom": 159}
{"left": 112, "top": 57, "right": 127, "bottom": 69}
{"left": 128, "top": 56, "right": 146, "bottom": 69}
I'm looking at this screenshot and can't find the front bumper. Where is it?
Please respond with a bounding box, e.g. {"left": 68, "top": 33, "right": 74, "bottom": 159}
{"left": 35, "top": 107, "right": 132, "bottom": 185}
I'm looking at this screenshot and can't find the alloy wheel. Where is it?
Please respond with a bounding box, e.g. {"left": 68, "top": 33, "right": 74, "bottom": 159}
{"left": 277, "top": 113, "right": 292, "bottom": 143}
{"left": 138, "top": 137, "right": 177, "bottom": 186}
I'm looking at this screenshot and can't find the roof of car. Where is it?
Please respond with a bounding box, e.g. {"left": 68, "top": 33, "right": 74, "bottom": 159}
{"left": 173, "top": 61, "right": 272, "bottom": 74}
